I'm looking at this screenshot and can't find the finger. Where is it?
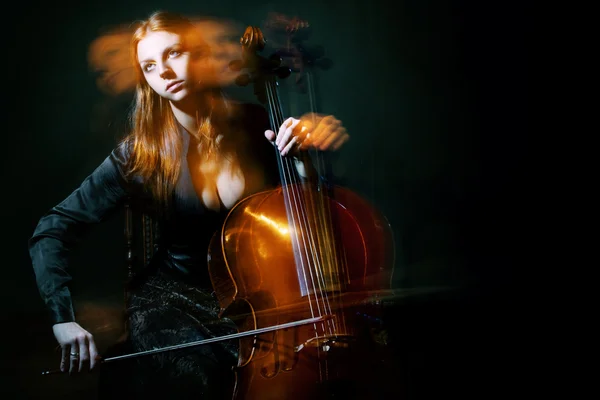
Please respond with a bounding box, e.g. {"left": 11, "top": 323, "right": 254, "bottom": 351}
{"left": 69, "top": 343, "right": 79, "bottom": 375}
{"left": 88, "top": 334, "right": 99, "bottom": 370}
{"left": 299, "top": 112, "right": 321, "bottom": 130}
{"left": 300, "top": 117, "right": 316, "bottom": 132}
{"left": 281, "top": 136, "right": 300, "bottom": 156}
{"left": 331, "top": 132, "right": 350, "bottom": 150}
{"left": 300, "top": 132, "right": 312, "bottom": 148}
{"left": 294, "top": 120, "right": 309, "bottom": 133}
{"left": 276, "top": 118, "right": 300, "bottom": 147}
{"left": 277, "top": 126, "right": 294, "bottom": 151}
{"left": 78, "top": 336, "right": 90, "bottom": 372}
{"left": 319, "top": 127, "right": 347, "bottom": 151}
{"left": 313, "top": 115, "right": 338, "bottom": 131}
{"left": 60, "top": 346, "right": 68, "bottom": 373}
{"left": 311, "top": 117, "right": 340, "bottom": 148}
{"left": 275, "top": 117, "right": 293, "bottom": 145}
{"left": 264, "top": 130, "right": 276, "bottom": 142}
{"left": 296, "top": 124, "right": 310, "bottom": 142}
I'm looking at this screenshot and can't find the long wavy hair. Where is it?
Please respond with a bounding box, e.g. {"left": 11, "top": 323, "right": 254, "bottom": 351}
{"left": 123, "top": 11, "right": 224, "bottom": 207}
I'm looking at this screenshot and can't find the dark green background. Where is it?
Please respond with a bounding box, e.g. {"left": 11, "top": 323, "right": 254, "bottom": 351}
{"left": 3, "top": 0, "right": 530, "bottom": 398}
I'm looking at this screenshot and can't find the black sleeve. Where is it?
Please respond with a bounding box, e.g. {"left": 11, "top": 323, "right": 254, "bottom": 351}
{"left": 28, "top": 141, "right": 134, "bottom": 324}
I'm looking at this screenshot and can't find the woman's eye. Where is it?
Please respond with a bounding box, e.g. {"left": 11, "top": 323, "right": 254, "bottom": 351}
{"left": 143, "top": 64, "right": 155, "bottom": 72}
{"left": 169, "top": 50, "right": 181, "bottom": 58}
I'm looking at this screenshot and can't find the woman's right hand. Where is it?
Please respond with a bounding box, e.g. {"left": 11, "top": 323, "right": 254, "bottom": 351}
{"left": 52, "top": 322, "right": 99, "bottom": 374}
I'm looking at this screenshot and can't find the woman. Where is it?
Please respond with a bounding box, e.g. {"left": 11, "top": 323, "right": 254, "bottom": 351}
{"left": 29, "top": 10, "right": 349, "bottom": 399}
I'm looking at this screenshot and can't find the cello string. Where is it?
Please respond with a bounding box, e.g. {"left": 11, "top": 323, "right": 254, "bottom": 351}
{"left": 266, "top": 79, "right": 333, "bottom": 337}
{"left": 265, "top": 64, "right": 339, "bottom": 339}
{"left": 270, "top": 24, "right": 325, "bottom": 362}
{"left": 302, "top": 71, "right": 326, "bottom": 382}
{"left": 273, "top": 25, "right": 337, "bottom": 378}
{"left": 288, "top": 76, "right": 339, "bottom": 337}
{"left": 274, "top": 80, "right": 337, "bottom": 337}
{"left": 306, "top": 71, "right": 342, "bottom": 288}
{"left": 297, "top": 170, "right": 337, "bottom": 337}
{"left": 266, "top": 80, "right": 329, "bottom": 334}
{"left": 292, "top": 168, "right": 334, "bottom": 337}
{"left": 265, "top": 79, "right": 323, "bottom": 328}
{"left": 304, "top": 71, "right": 340, "bottom": 336}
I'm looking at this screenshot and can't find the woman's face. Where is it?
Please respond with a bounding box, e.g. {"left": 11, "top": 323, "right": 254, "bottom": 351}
{"left": 137, "top": 30, "right": 206, "bottom": 102}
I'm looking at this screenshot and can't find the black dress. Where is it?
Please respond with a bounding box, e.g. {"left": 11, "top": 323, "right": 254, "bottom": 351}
{"left": 28, "top": 103, "right": 280, "bottom": 399}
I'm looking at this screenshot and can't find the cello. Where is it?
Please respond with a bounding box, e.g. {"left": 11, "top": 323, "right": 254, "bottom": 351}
{"left": 207, "top": 25, "right": 397, "bottom": 399}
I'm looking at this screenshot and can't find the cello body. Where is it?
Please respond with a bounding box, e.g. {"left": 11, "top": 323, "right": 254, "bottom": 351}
{"left": 207, "top": 182, "right": 395, "bottom": 399}
{"left": 206, "top": 24, "right": 397, "bottom": 399}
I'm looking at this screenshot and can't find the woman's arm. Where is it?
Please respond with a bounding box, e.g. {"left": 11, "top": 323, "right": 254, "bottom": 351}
{"left": 28, "top": 141, "right": 134, "bottom": 324}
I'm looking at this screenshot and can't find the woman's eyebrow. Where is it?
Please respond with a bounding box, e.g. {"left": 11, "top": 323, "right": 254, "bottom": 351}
{"left": 139, "top": 43, "right": 183, "bottom": 63}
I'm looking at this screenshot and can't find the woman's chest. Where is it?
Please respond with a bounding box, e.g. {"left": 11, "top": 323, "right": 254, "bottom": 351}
{"left": 186, "top": 144, "right": 268, "bottom": 211}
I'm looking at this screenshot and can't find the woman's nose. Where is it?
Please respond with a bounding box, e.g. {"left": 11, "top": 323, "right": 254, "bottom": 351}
{"left": 159, "top": 65, "right": 174, "bottom": 79}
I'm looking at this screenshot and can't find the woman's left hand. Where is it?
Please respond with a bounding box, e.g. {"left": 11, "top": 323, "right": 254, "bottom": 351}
{"left": 264, "top": 113, "right": 350, "bottom": 156}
